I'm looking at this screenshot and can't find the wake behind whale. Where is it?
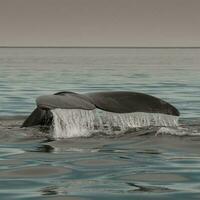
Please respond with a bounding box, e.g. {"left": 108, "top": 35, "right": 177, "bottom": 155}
{"left": 22, "top": 91, "right": 180, "bottom": 138}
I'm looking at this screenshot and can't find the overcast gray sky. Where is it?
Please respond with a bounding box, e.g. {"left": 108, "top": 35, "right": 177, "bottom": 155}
{"left": 0, "top": 0, "right": 200, "bottom": 47}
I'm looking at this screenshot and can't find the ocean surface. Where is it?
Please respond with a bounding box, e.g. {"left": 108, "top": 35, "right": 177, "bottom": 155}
{"left": 0, "top": 47, "right": 200, "bottom": 200}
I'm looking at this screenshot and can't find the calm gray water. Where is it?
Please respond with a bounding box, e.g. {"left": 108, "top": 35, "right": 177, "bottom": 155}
{"left": 0, "top": 48, "right": 200, "bottom": 200}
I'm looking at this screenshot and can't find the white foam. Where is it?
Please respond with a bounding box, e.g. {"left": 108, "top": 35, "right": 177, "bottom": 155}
{"left": 51, "top": 109, "right": 96, "bottom": 139}
{"left": 103, "top": 112, "right": 179, "bottom": 130}
{"left": 156, "top": 127, "right": 200, "bottom": 136}
{"left": 51, "top": 109, "right": 179, "bottom": 138}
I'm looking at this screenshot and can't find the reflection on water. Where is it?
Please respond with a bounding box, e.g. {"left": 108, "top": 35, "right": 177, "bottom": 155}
{"left": 0, "top": 48, "right": 200, "bottom": 199}
{"left": 126, "top": 182, "right": 176, "bottom": 193}
{"left": 31, "top": 144, "right": 54, "bottom": 153}
{"left": 40, "top": 186, "right": 58, "bottom": 196}
{"left": 0, "top": 119, "right": 200, "bottom": 199}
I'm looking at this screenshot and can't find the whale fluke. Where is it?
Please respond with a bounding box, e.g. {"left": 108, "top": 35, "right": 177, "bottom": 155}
{"left": 85, "top": 91, "right": 180, "bottom": 116}
{"left": 22, "top": 107, "right": 53, "bottom": 127}
{"left": 36, "top": 92, "right": 95, "bottom": 110}
{"left": 22, "top": 91, "right": 180, "bottom": 127}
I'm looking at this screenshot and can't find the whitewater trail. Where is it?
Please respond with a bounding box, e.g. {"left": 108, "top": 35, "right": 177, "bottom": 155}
{"left": 51, "top": 109, "right": 179, "bottom": 139}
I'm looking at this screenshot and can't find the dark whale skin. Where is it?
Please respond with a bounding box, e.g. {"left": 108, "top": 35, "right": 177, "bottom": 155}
{"left": 85, "top": 91, "right": 180, "bottom": 116}
{"left": 22, "top": 91, "right": 180, "bottom": 127}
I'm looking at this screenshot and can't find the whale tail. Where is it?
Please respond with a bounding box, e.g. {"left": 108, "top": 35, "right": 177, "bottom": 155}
{"left": 85, "top": 91, "right": 179, "bottom": 116}
{"left": 22, "top": 108, "right": 53, "bottom": 127}
{"left": 22, "top": 91, "right": 179, "bottom": 127}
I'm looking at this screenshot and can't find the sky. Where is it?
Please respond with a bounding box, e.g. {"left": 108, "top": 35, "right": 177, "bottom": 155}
{"left": 0, "top": 0, "right": 200, "bottom": 47}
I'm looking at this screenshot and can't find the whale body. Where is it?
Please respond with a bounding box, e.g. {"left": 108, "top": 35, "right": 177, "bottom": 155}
{"left": 22, "top": 91, "right": 180, "bottom": 127}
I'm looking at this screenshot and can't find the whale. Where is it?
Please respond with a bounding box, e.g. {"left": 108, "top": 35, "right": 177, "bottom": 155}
{"left": 22, "top": 91, "right": 180, "bottom": 127}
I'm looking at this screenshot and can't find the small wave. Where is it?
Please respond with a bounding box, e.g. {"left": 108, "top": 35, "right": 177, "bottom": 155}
{"left": 156, "top": 127, "right": 200, "bottom": 136}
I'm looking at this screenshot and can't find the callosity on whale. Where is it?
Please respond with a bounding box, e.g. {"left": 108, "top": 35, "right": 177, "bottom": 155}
{"left": 22, "top": 91, "right": 180, "bottom": 127}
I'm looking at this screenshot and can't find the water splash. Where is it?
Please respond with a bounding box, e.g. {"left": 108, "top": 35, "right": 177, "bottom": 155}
{"left": 103, "top": 112, "right": 179, "bottom": 131}
{"left": 51, "top": 109, "right": 179, "bottom": 138}
{"left": 51, "top": 109, "right": 96, "bottom": 138}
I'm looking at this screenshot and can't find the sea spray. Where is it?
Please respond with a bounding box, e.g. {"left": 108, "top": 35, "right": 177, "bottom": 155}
{"left": 51, "top": 109, "right": 179, "bottom": 138}
{"left": 103, "top": 112, "right": 179, "bottom": 130}
{"left": 51, "top": 109, "right": 96, "bottom": 138}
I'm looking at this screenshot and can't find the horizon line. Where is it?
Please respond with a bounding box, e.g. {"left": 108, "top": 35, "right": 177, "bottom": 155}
{"left": 0, "top": 46, "right": 200, "bottom": 49}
